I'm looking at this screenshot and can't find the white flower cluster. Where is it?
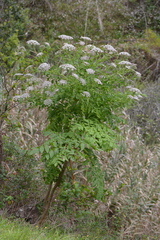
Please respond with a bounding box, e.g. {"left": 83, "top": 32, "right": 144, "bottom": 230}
{"left": 80, "top": 36, "right": 92, "bottom": 41}
{"left": 38, "top": 63, "right": 51, "bottom": 71}
{"left": 58, "top": 80, "right": 67, "bottom": 85}
{"left": 37, "top": 52, "right": 43, "bottom": 57}
{"left": 109, "top": 63, "right": 117, "bottom": 68}
{"left": 42, "top": 81, "right": 52, "bottom": 88}
{"left": 58, "top": 34, "right": 73, "bottom": 40}
{"left": 135, "top": 71, "right": 141, "bottom": 78}
{"left": 103, "top": 44, "right": 117, "bottom": 53}
{"left": 86, "top": 68, "right": 95, "bottom": 74}
{"left": 59, "top": 64, "right": 76, "bottom": 71}
{"left": 118, "top": 61, "right": 134, "bottom": 66}
{"left": 79, "top": 78, "right": 86, "bottom": 85}
{"left": 72, "top": 73, "right": 86, "bottom": 85}
{"left": 82, "top": 91, "right": 90, "bottom": 97}
{"left": 13, "top": 93, "right": 30, "bottom": 100}
{"left": 26, "top": 86, "right": 34, "bottom": 91}
{"left": 44, "top": 42, "right": 50, "bottom": 47}
{"left": 127, "top": 95, "right": 142, "bottom": 101}
{"left": 14, "top": 73, "right": 23, "bottom": 77}
{"left": 81, "top": 56, "right": 90, "bottom": 61}
{"left": 44, "top": 99, "right": 53, "bottom": 106}
{"left": 90, "top": 46, "right": 103, "bottom": 53}
{"left": 62, "top": 43, "right": 76, "bottom": 51}
{"left": 94, "top": 78, "right": 102, "bottom": 85}
{"left": 24, "top": 73, "right": 34, "bottom": 77}
{"left": 45, "top": 91, "right": 55, "bottom": 97}
{"left": 119, "top": 52, "right": 131, "bottom": 56}
{"left": 78, "top": 41, "right": 85, "bottom": 46}
{"left": 126, "top": 86, "right": 142, "bottom": 94}
{"left": 27, "top": 40, "right": 40, "bottom": 46}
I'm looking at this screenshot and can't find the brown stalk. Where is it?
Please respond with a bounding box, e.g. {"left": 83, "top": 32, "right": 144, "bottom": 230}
{"left": 38, "top": 161, "right": 68, "bottom": 226}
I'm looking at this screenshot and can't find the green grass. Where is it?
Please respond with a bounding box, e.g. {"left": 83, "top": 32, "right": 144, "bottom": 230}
{"left": 0, "top": 217, "right": 84, "bottom": 240}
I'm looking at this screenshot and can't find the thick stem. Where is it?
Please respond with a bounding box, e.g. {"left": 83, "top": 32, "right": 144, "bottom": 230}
{"left": 38, "top": 161, "right": 68, "bottom": 226}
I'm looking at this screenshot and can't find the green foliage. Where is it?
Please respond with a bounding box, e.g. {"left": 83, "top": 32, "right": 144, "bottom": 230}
{"left": 19, "top": 36, "right": 141, "bottom": 201}
{"left": 145, "top": 29, "right": 160, "bottom": 52}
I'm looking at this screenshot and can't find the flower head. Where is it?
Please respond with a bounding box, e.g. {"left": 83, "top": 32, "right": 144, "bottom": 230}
{"left": 27, "top": 40, "right": 40, "bottom": 46}
{"left": 86, "top": 68, "right": 95, "bottom": 74}
{"left": 109, "top": 63, "right": 117, "bottom": 68}
{"left": 13, "top": 93, "right": 30, "bottom": 100}
{"left": 118, "top": 61, "right": 134, "bottom": 66}
{"left": 94, "top": 78, "right": 102, "bottom": 85}
{"left": 79, "top": 78, "right": 86, "bottom": 85}
{"left": 37, "top": 52, "right": 43, "bottom": 57}
{"left": 42, "top": 81, "right": 52, "bottom": 88}
{"left": 81, "top": 56, "right": 90, "bottom": 61}
{"left": 82, "top": 91, "right": 90, "bottom": 97}
{"left": 119, "top": 52, "right": 131, "bottom": 56}
{"left": 135, "top": 71, "right": 141, "bottom": 78}
{"left": 103, "top": 44, "right": 117, "bottom": 53}
{"left": 62, "top": 43, "right": 76, "bottom": 51}
{"left": 58, "top": 34, "right": 73, "bottom": 40}
{"left": 90, "top": 46, "right": 103, "bottom": 53}
{"left": 58, "top": 80, "right": 67, "bottom": 85}
{"left": 59, "top": 64, "right": 76, "bottom": 71}
{"left": 79, "top": 41, "right": 85, "bottom": 46}
{"left": 72, "top": 73, "right": 79, "bottom": 79}
{"left": 45, "top": 91, "right": 56, "bottom": 97}
{"left": 26, "top": 86, "right": 34, "bottom": 91}
{"left": 38, "top": 63, "right": 51, "bottom": 71}
{"left": 44, "top": 42, "right": 50, "bottom": 47}
{"left": 44, "top": 99, "right": 53, "bottom": 106}
{"left": 80, "top": 36, "right": 92, "bottom": 41}
{"left": 126, "top": 86, "right": 142, "bottom": 94}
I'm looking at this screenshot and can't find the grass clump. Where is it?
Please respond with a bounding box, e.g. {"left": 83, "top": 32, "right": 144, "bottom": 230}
{"left": 0, "top": 217, "right": 82, "bottom": 240}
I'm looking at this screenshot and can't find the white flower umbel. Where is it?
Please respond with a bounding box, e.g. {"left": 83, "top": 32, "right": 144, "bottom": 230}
{"left": 58, "top": 80, "right": 67, "bottom": 85}
{"left": 79, "top": 41, "right": 85, "bottom": 46}
{"left": 37, "top": 52, "right": 43, "bottom": 57}
{"left": 24, "top": 73, "right": 34, "bottom": 77}
{"left": 38, "top": 63, "right": 51, "bottom": 71}
{"left": 42, "top": 81, "right": 52, "bottom": 88}
{"left": 58, "top": 34, "right": 73, "bottom": 40}
{"left": 27, "top": 40, "right": 40, "bottom": 46}
{"left": 45, "top": 91, "right": 56, "bottom": 97}
{"left": 126, "top": 86, "right": 142, "bottom": 94}
{"left": 118, "top": 61, "right": 134, "bottom": 66}
{"left": 62, "top": 43, "right": 76, "bottom": 51}
{"left": 103, "top": 44, "right": 117, "bottom": 53}
{"left": 82, "top": 91, "right": 91, "bottom": 97}
{"left": 13, "top": 93, "right": 30, "bottom": 100}
{"left": 79, "top": 78, "right": 86, "bottom": 85}
{"left": 59, "top": 64, "right": 76, "bottom": 71}
{"left": 14, "top": 73, "right": 23, "bottom": 77}
{"left": 109, "top": 63, "right": 117, "bottom": 68}
{"left": 44, "top": 99, "right": 53, "bottom": 106}
{"left": 86, "top": 68, "right": 95, "bottom": 74}
{"left": 26, "top": 86, "right": 34, "bottom": 91}
{"left": 44, "top": 42, "right": 50, "bottom": 47}
{"left": 90, "top": 46, "right": 103, "bottom": 53}
{"left": 119, "top": 52, "right": 131, "bottom": 56}
{"left": 80, "top": 36, "right": 92, "bottom": 41}
{"left": 94, "top": 78, "right": 102, "bottom": 85}
{"left": 83, "top": 61, "right": 89, "bottom": 65}
{"left": 127, "top": 95, "right": 142, "bottom": 101}
{"left": 81, "top": 55, "right": 90, "bottom": 61}
{"left": 135, "top": 71, "right": 141, "bottom": 78}
{"left": 72, "top": 73, "right": 79, "bottom": 79}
